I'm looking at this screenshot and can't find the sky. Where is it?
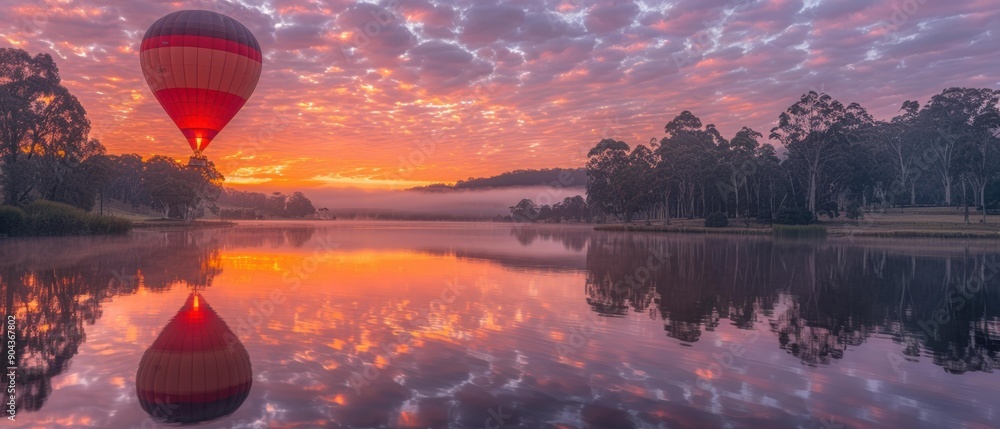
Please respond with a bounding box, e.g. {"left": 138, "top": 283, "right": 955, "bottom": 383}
{"left": 1, "top": 0, "right": 998, "bottom": 193}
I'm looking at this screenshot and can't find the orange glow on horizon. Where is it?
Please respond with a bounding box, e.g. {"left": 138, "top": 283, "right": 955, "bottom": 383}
{"left": 0, "top": 0, "right": 988, "bottom": 196}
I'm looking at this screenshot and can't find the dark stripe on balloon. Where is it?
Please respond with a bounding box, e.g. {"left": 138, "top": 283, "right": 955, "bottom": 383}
{"left": 140, "top": 35, "right": 262, "bottom": 63}
{"left": 142, "top": 10, "right": 260, "bottom": 53}
{"left": 137, "top": 380, "right": 252, "bottom": 404}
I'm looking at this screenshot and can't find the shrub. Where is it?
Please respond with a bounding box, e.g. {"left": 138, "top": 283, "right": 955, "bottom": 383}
{"left": 818, "top": 201, "right": 840, "bottom": 219}
{"left": 25, "top": 200, "right": 89, "bottom": 235}
{"left": 19, "top": 200, "right": 131, "bottom": 236}
{"left": 846, "top": 201, "right": 863, "bottom": 220}
{"left": 88, "top": 215, "right": 132, "bottom": 235}
{"left": 775, "top": 207, "right": 814, "bottom": 225}
{"left": 0, "top": 206, "right": 27, "bottom": 237}
{"left": 704, "top": 211, "right": 728, "bottom": 228}
{"left": 773, "top": 224, "right": 827, "bottom": 238}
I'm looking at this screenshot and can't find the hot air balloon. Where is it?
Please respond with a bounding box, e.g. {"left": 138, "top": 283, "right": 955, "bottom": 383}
{"left": 139, "top": 10, "right": 263, "bottom": 167}
{"left": 135, "top": 293, "right": 252, "bottom": 423}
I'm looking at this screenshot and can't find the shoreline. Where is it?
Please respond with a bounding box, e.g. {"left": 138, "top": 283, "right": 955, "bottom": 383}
{"left": 131, "top": 220, "right": 237, "bottom": 229}
{"left": 594, "top": 223, "right": 1000, "bottom": 239}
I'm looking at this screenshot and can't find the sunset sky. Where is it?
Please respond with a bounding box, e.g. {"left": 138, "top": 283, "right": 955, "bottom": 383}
{"left": 2, "top": 0, "right": 998, "bottom": 192}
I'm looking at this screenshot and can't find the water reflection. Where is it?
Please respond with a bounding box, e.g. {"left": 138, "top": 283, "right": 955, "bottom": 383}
{"left": 0, "top": 232, "right": 219, "bottom": 413}
{"left": 1, "top": 223, "right": 998, "bottom": 428}
{"left": 0, "top": 227, "right": 309, "bottom": 414}
{"left": 136, "top": 292, "right": 252, "bottom": 423}
{"left": 509, "top": 226, "right": 588, "bottom": 251}
{"left": 585, "top": 234, "right": 1000, "bottom": 372}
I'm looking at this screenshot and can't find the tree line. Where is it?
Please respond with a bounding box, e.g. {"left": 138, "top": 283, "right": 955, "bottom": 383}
{"left": 218, "top": 188, "right": 316, "bottom": 219}
{"left": 586, "top": 88, "right": 1000, "bottom": 224}
{"left": 508, "top": 195, "right": 590, "bottom": 223}
{"left": 0, "top": 48, "right": 316, "bottom": 221}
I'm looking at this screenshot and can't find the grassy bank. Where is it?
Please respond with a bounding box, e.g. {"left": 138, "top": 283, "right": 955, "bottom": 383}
{"left": 595, "top": 223, "right": 827, "bottom": 238}
{"left": 830, "top": 229, "right": 1000, "bottom": 239}
{"left": 596, "top": 209, "right": 1000, "bottom": 240}
{"left": 773, "top": 224, "right": 828, "bottom": 238}
{"left": 596, "top": 224, "right": 1000, "bottom": 239}
{"left": 132, "top": 219, "right": 236, "bottom": 229}
{"left": 594, "top": 224, "right": 771, "bottom": 236}
{"left": 0, "top": 200, "right": 131, "bottom": 237}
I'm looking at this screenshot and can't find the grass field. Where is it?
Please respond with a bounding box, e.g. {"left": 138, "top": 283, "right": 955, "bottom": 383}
{"left": 824, "top": 206, "right": 1000, "bottom": 237}
{"left": 90, "top": 200, "right": 238, "bottom": 228}
{"left": 90, "top": 199, "right": 163, "bottom": 221}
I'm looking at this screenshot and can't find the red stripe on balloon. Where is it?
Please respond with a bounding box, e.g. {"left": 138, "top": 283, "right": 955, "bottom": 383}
{"left": 140, "top": 35, "right": 262, "bottom": 63}
{"left": 151, "top": 88, "right": 248, "bottom": 152}
{"left": 144, "top": 291, "right": 244, "bottom": 353}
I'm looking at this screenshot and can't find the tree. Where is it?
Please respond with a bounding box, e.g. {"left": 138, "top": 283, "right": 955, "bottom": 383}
{"left": 552, "top": 195, "right": 589, "bottom": 222}
{"left": 285, "top": 192, "right": 316, "bottom": 217}
{"left": 657, "top": 111, "right": 725, "bottom": 219}
{"left": 537, "top": 204, "right": 553, "bottom": 221}
{"left": 0, "top": 48, "right": 94, "bottom": 205}
{"left": 141, "top": 156, "right": 222, "bottom": 219}
{"left": 944, "top": 89, "right": 1000, "bottom": 221}
{"left": 915, "top": 89, "right": 1000, "bottom": 206}
{"left": 61, "top": 153, "right": 117, "bottom": 211}
{"left": 879, "top": 101, "right": 923, "bottom": 207}
{"left": 844, "top": 128, "right": 886, "bottom": 214}
{"left": 265, "top": 192, "right": 288, "bottom": 216}
{"left": 586, "top": 139, "right": 631, "bottom": 221}
{"left": 750, "top": 144, "right": 782, "bottom": 220}
{"left": 770, "top": 92, "right": 873, "bottom": 216}
{"left": 38, "top": 138, "right": 109, "bottom": 209}
{"left": 509, "top": 198, "right": 538, "bottom": 221}
{"left": 108, "top": 154, "right": 148, "bottom": 209}
{"left": 623, "top": 145, "right": 658, "bottom": 223}
{"left": 723, "top": 127, "right": 762, "bottom": 219}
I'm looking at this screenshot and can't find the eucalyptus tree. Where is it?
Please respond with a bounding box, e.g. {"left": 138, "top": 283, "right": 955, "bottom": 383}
{"left": 770, "top": 92, "right": 874, "bottom": 216}
{"left": 624, "top": 144, "right": 659, "bottom": 223}
{"left": 586, "top": 139, "right": 632, "bottom": 221}
{"left": 916, "top": 88, "right": 1000, "bottom": 206}
{"left": 878, "top": 101, "right": 923, "bottom": 207}
{"left": 943, "top": 88, "right": 1000, "bottom": 221}
{"left": 141, "top": 156, "right": 223, "bottom": 219}
{"left": 0, "top": 48, "right": 91, "bottom": 205}
{"left": 657, "top": 111, "right": 724, "bottom": 218}
{"left": 723, "top": 127, "right": 762, "bottom": 218}
{"left": 750, "top": 144, "right": 782, "bottom": 218}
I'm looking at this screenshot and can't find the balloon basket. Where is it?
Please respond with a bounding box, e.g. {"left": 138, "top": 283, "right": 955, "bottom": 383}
{"left": 188, "top": 155, "right": 209, "bottom": 168}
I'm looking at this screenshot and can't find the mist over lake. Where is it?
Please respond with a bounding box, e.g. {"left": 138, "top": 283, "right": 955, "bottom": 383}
{"left": 307, "top": 186, "right": 587, "bottom": 218}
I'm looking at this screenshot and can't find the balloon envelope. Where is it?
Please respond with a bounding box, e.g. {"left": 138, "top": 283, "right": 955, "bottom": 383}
{"left": 139, "top": 10, "right": 262, "bottom": 153}
{"left": 135, "top": 293, "right": 252, "bottom": 423}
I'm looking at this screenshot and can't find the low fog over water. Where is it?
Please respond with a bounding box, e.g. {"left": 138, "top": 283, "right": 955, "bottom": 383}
{"left": 306, "top": 186, "right": 587, "bottom": 218}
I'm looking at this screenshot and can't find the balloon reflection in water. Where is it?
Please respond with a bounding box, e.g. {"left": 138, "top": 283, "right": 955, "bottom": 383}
{"left": 135, "top": 293, "right": 252, "bottom": 423}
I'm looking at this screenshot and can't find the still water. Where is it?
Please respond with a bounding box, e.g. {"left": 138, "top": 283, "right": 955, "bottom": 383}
{"left": 1, "top": 222, "right": 998, "bottom": 428}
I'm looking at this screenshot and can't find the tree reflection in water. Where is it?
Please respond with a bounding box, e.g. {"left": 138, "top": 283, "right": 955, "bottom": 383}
{"left": 584, "top": 234, "right": 1000, "bottom": 373}
{"left": 0, "top": 226, "right": 314, "bottom": 413}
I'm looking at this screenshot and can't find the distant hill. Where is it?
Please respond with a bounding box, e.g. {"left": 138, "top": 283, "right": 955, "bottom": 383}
{"left": 410, "top": 168, "right": 587, "bottom": 191}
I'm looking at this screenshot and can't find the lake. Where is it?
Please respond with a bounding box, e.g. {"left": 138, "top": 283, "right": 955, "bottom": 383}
{"left": 2, "top": 221, "right": 998, "bottom": 428}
